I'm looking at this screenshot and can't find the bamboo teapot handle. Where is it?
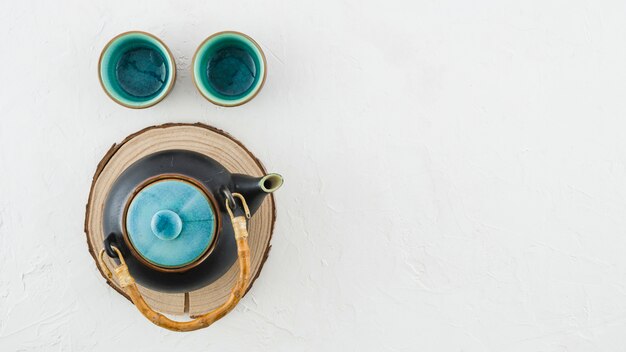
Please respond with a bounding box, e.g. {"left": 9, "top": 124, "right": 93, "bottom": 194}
{"left": 99, "top": 193, "right": 252, "bottom": 332}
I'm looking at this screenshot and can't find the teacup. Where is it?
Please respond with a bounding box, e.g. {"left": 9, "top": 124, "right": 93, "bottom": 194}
{"left": 99, "top": 31, "right": 176, "bottom": 109}
{"left": 192, "top": 31, "right": 266, "bottom": 107}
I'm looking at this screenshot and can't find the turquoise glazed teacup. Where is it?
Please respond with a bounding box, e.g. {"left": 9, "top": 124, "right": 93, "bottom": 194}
{"left": 192, "top": 31, "right": 266, "bottom": 107}
{"left": 99, "top": 31, "right": 176, "bottom": 109}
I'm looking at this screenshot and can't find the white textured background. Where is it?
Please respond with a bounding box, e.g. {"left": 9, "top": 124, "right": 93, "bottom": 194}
{"left": 2, "top": 0, "right": 626, "bottom": 351}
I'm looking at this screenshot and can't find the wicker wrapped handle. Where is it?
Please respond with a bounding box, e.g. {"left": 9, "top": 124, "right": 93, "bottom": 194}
{"left": 99, "top": 193, "right": 251, "bottom": 332}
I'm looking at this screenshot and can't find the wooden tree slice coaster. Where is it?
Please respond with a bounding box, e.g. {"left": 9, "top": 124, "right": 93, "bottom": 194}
{"left": 84, "top": 123, "right": 276, "bottom": 316}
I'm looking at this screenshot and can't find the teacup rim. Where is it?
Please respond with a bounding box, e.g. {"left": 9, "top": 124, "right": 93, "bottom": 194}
{"left": 191, "top": 30, "right": 267, "bottom": 107}
{"left": 98, "top": 30, "right": 177, "bottom": 109}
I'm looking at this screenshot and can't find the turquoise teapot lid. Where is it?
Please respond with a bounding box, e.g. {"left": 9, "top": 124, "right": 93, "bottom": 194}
{"left": 124, "top": 178, "right": 218, "bottom": 269}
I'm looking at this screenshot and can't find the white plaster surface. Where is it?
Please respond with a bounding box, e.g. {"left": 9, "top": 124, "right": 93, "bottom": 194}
{"left": 2, "top": 0, "right": 626, "bottom": 350}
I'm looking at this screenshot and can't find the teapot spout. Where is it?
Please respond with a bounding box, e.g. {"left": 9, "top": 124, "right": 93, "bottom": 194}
{"left": 231, "top": 173, "right": 283, "bottom": 215}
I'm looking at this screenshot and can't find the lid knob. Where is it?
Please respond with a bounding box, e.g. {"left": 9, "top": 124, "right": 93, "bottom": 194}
{"left": 151, "top": 209, "right": 182, "bottom": 240}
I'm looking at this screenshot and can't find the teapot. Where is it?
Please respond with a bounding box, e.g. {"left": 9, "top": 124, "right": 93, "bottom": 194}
{"left": 98, "top": 149, "right": 282, "bottom": 331}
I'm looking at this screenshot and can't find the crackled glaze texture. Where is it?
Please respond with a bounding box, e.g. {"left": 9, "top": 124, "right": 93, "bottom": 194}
{"left": 125, "top": 180, "right": 216, "bottom": 268}
{"left": 193, "top": 32, "right": 265, "bottom": 106}
{"left": 99, "top": 31, "right": 174, "bottom": 108}
{"left": 116, "top": 47, "right": 167, "bottom": 98}
{"left": 207, "top": 47, "right": 257, "bottom": 96}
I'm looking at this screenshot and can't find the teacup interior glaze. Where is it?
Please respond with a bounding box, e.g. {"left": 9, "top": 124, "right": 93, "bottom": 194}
{"left": 193, "top": 32, "right": 266, "bottom": 106}
{"left": 99, "top": 32, "right": 175, "bottom": 108}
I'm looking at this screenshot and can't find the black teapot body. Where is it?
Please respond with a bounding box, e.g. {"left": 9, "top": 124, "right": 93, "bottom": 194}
{"left": 102, "top": 149, "right": 282, "bottom": 293}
